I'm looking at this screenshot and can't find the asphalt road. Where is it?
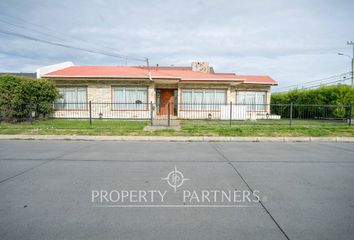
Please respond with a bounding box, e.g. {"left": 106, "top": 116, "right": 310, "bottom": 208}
{"left": 0, "top": 140, "right": 353, "bottom": 240}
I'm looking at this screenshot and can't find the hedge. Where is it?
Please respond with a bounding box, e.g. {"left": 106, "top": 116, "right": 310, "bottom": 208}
{"left": 0, "top": 75, "right": 60, "bottom": 121}
{"left": 271, "top": 85, "right": 354, "bottom": 105}
{"left": 270, "top": 85, "right": 354, "bottom": 119}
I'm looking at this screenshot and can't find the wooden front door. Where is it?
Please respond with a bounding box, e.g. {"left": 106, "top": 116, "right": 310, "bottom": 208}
{"left": 159, "top": 89, "right": 174, "bottom": 115}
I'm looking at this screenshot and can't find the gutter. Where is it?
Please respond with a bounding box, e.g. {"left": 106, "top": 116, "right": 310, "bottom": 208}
{"left": 44, "top": 75, "right": 181, "bottom": 79}
{"left": 43, "top": 75, "right": 277, "bottom": 85}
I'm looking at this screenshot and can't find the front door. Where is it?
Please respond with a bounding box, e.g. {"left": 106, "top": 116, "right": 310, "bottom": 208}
{"left": 158, "top": 89, "right": 174, "bottom": 115}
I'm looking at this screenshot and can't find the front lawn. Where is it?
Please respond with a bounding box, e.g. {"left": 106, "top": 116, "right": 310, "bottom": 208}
{"left": 0, "top": 119, "right": 149, "bottom": 135}
{"left": 0, "top": 119, "right": 353, "bottom": 137}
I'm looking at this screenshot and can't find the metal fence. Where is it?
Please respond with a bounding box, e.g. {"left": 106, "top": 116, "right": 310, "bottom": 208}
{"left": 0, "top": 101, "right": 352, "bottom": 127}
{"left": 178, "top": 102, "right": 352, "bottom": 127}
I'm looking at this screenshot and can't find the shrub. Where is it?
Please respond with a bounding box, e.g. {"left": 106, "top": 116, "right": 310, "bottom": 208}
{"left": 271, "top": 85, "right": 354, "bottom": 119}
{"left": 271, "top": 85, "right": 354, "bottom": 105}
{"left": 0, "top": 75, "right": 60, "bottom": 121}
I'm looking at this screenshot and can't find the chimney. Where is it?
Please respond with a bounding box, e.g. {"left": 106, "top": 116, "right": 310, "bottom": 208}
{"left": 191, "top": 61, "right": 210, "bottom": 73}
{"left": 156, "top": 64, "right": 159, "bottom": 71}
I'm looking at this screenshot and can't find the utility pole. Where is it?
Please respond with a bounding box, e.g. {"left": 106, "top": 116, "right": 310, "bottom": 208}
{"left": 146, "top": 58, "right": 152, "bottom": 81}
{"left": 347, "top": 41, "right": 354, "bottom": 87}
{"left": 146, "top": 58, "right": 150, "bottom": 70}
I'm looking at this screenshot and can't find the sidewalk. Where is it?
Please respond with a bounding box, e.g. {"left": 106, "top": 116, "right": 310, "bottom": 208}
{"left": 0, "top": 134, "right": 354, "bottom": 142}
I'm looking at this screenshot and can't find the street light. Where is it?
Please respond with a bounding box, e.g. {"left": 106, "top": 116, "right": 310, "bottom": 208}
{"left": 338, "top": 52, "right": 351, "bottom": 58}
{"left": 338, "top": 41, "right": 354, "bottom": 87}
{"left": 338, "top": 52, "right": 353, "bottom": 87}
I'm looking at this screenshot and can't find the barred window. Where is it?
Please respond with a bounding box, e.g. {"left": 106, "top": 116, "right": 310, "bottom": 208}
{"left": 55, "top": 87, "right": 87, "bottom": 110}
{"left": 237, "top": 91, "right": 266, "bottom": 111}
{"left": 112, "top": 87, "right": 148, "bottom": 110}
{"left": 182, "top": 89, "right": 226, "bottom": 110}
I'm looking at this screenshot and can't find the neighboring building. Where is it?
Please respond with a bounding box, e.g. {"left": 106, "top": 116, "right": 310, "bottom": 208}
{"left": 37, "top": 61, "right": 278, "bottom": 120}
{"left": 0, "top": 72, "right": 36, "bottom": 78}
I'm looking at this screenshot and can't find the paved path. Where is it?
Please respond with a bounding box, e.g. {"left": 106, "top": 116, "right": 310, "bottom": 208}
{"left": 0, "top": 140, "right": 353, "bottom": 240}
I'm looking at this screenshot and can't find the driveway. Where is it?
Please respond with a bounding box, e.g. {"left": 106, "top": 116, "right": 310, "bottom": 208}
{"left": 0, "top": 140, "right": 353, "bottom": 240}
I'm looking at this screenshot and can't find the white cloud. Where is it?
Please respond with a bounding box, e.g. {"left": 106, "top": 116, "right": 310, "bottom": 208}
{"left": 0, "top": 0, "right": 353, "bottom": 88}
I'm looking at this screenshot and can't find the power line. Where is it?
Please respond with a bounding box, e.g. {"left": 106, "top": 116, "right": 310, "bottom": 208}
{"left": 276, "top": 72, "right": 352, "bottom": 90}
{"left": 0, "top": 50, "right": 39, "bottom": 60}
{"left": 278, "top": 72, "right": 350, "bottom": 89}
{"left": 0, "top": 12, "right": 145, "bottom": 61}
{"left": 298, "top": 78, "right": 351, "bottom": 90}
{"left": 0, "top": 12, "right": 148, "bottom": 63}
{"left": 0, "top": 12, "right": 75, "bottom": 39}
{"left": 0, "top": 18, "right": 71, "bottom": 43}
{"left": 275, "top": 74, "right": 352, "bottom": 92}
{"left": 0, "top": 29, "right": 147, "bottom": 62}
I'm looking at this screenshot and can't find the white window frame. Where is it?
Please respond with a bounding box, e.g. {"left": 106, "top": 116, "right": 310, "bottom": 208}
{"left": 55, "top": 87, "right": 87, "bottom": 110}
{"left": 181, "top": 89, "right": 226, "bottom": 110}
{"left": 236, "top": 91, "right": 267, "bottom": 111}
{"left": 112, "top": 87, "right": 148, "bottom": 110}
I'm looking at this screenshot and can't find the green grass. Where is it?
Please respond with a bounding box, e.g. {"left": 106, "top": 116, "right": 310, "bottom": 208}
{"left": 0, "top": 119, "right": 353, "bottom": 137}
{"left": 181, "top": 125, "right": 354, "bottom": 137}
{"left": 0, "top": 119, "right": 149, "bottom": 136}
{"left": 180, "top": 119, "right": 353, "bottom": 137}
{"left": 181, "top": 119, "right": 347, "bottom": 126}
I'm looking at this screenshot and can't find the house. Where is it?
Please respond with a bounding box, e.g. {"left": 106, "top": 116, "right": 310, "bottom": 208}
{"left": 36, "top": 61, "right": 277, "bottom": 120}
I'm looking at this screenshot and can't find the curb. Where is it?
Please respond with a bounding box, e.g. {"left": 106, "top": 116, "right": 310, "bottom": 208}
{"left": 0, "top": 135, "right": 354, "bottom": 142}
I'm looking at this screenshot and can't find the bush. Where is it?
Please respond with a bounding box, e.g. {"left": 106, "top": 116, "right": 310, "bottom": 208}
{"left": 271, "top": 85, "right": 354, "bottom": 105}
{"left": 0, "top": 75, "right": 60, "bottom": 121}
{"left": 271, "top": 85, "right": 354, "bottom": 119}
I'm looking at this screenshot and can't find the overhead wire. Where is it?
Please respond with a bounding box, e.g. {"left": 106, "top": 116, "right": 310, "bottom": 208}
{"left": 0, "top": 12, "right": 147, "bottom": 63}
{"left": 275, "top": 72, "right": 352, "bottom": 92}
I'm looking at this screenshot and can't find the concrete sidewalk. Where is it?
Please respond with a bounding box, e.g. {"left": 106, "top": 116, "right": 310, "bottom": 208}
{"left": 0, "top": 134, "right": 354, "bottom": 142}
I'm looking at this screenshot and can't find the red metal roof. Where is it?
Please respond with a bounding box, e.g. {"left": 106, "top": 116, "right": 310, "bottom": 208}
{"left": 236, "top": 75, "right": 277, "bottom": 84}
{"left": 44, "top": 66, "right": 277, "bottom": 85}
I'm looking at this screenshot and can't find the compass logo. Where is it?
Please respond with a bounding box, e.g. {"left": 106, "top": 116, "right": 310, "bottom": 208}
{"left": 162, "top": 166, "right": 189, "bottom": 192}
{"left": 92, "top": 165, "right": 263, "bottom": 207}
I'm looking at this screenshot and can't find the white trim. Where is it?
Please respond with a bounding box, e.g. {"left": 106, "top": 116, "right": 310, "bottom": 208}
{"left": 37, "top": 61, "right": 74, "bottom": 79}
{"left": 244, "top": 82, "right": 278, "bottom": 85}
{"left": 181, "top": 78, "right": 243, "bottom": 81}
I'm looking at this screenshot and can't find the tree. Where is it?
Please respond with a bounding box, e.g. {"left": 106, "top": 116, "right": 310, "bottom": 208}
{"left": 0, "top": 75, "right": 61, "bottom": 121}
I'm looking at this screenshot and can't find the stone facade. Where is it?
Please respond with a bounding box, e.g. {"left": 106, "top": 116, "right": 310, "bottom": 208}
{"left": 53, "top": 79, "right": 154, "bottom": 119}
{"left": 52, "top": 79, "right": 272, "bottom": 120}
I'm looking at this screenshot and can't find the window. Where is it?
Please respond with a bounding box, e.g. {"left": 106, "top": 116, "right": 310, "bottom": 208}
{"left": 181, "top": 89, "right": 226, "bottom": 110}
{"left": 112, "top": 87, "right": 148, "bottom": 110}
{"left": 55, "top": 87, "right": 87, "bottom": 110}
{"left": 237, "top": 91, "right": 266, "bottom": 111}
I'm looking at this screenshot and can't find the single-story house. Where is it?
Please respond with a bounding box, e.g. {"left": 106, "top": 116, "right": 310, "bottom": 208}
{"left": 37, "top": 61, "right": 277, "bottom": 120}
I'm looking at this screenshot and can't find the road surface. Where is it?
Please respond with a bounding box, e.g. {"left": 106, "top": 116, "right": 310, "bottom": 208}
{"left": 0, "top": 140, "right": 353, "bottom": 240}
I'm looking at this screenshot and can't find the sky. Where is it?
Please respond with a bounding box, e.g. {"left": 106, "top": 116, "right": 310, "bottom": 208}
{"left": 0, "top": 0, "right": 353, "bottom": 91}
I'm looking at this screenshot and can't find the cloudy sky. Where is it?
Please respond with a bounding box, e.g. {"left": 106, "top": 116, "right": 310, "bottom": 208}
{"left": 0, "top": 0, "right": 353, "bottom": 90}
